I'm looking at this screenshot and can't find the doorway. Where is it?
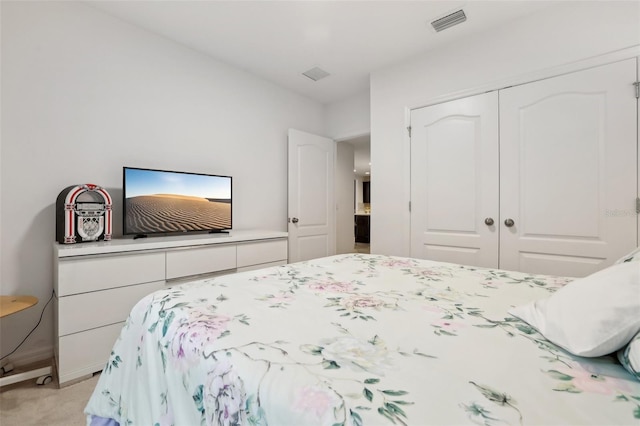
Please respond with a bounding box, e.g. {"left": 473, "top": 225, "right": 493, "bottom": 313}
{"left": 338, "top": 134, "right": 370, "bottom": 254}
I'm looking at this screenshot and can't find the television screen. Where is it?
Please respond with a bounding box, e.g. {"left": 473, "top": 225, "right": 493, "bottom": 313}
{"left": 123, "top": 167, "right": 232, "bottom": 236}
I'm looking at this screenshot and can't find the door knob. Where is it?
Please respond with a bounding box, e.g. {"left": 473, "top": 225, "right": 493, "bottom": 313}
{"left": 291, "top": 217, "right": 299, "bottom": 224}
{"left": 504, "top": 218, "right": 515, "bottom": 228}
{"left": 484, "top": 218, "right": 494, "bottom": 226}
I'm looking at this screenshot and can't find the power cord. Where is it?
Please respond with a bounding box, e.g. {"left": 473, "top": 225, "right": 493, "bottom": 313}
{"left": 0, "top": 289, "right": 55, "bottom": 361}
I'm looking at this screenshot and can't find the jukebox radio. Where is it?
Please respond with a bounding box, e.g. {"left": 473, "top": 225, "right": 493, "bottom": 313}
{"left": 56, "top": 184, "right": 112, "bottom": 244}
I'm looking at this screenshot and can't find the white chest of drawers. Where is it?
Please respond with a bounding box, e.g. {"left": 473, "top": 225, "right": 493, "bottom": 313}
{"left": 53, "top": 230, "right": 287, "bottom": 386}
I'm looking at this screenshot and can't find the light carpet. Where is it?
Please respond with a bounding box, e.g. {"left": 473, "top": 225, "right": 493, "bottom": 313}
{"left": 0, "top": 369, "right": 99, "bottom": 426}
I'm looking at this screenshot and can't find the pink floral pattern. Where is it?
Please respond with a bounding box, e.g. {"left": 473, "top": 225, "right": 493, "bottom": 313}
{"left": 87, "top": 254, "right": 640, "bottom": 426}
{"left": 257, "top": 292, "right": 294, "bottom": 308}
{"left": 406, "top": 267, "right": 448, "bottom": 281}
{"left": 168, "top": 308, "right": 231, "bottom": 371}
{"left": 547, "top": 362, "right": 633, "bottom": 395}
{"left": 308, "top": 280, "right": 355, "bottom": 293}
{"left": 432, "top": 318, "right": 466, "bottom": 335}
{"left": 292, "top": 385, "right": 341, "bottom": 421}
{"left": 379, "top": 258, "right": 415, "bottom": 268}
{"left": 319, "top": 335, "right": 394, "bottom": 376}
{"left": 204, "top": 357, "right": 247, "bottom": 426}
{"left": 340, "top": 295, "right": 385, "bottom": 310}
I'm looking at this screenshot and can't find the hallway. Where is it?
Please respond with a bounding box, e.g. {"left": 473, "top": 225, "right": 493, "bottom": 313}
{"left": 353, "top": 242, "right": 370, "bottom": 254}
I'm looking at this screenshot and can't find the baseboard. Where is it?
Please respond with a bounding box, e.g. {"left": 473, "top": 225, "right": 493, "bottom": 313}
{"left": 3, "top": 345, "right": 53, "bottom": 368}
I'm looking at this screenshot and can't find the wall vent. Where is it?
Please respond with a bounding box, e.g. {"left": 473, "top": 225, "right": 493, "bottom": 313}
{"left": 302, "top": 67, "right": 330, "bottom": 82}
{"left": 431, "top": 9, "right": 467, "bottom": 32}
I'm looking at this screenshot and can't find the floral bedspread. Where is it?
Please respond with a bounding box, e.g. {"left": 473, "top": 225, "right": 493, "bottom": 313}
{"left": 85, "top": 254, "right": 640, "bottom": 425}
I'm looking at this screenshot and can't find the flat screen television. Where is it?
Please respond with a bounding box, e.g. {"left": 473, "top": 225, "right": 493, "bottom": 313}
{"left": 123, "top": 167, "right": 232, "bottom": 237}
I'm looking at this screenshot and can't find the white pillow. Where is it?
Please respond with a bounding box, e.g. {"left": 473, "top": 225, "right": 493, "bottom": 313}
{"left": 509, "top": 261, "right": 640, "bottom": 357}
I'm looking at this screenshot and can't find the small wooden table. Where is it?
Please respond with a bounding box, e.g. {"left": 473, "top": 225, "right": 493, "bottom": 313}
{"left": 0, "top": 295, "right": 39, "bottom": 318}
{"left": 0, "top": 295, "right": 53, "bottom": 387}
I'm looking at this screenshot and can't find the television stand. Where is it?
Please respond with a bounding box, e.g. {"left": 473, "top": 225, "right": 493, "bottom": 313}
{"left": 53, "top": 230, "right": 288, "bottom": 386}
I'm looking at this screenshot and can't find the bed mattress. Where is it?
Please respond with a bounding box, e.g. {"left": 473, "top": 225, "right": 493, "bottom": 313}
{"left": 85, "top": 254, "right": 640, "bottom": 425}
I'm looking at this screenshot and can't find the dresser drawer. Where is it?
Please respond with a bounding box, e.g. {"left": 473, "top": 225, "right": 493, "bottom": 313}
{"left": 57, "top": 322, "right": 123, "bottom": 386}
{"left": 56, "top": 252, "right": 165, "bottom": 296}
{"left": 57, "top": 280, "right": 165, "bottom": 336}
{"left": 166, "top": 244, "right": 236, "bottom": 280}
{"left": 237, "top": 239, "right": 287, "bottom": 268}
{"left": 237, "top": 260, "right": 287, "bottom": 273}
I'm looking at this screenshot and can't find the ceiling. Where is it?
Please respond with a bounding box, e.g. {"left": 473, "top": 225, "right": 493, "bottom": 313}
{"left": 87, "top": 1, "right": 558, "bottom": 178}
{"left": 88, "top": 0, "right": 556, "bottom": 105}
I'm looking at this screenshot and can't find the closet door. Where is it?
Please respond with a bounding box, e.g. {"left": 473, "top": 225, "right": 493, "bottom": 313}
{"left": 499, "top": 59, "right": 637, "bottom": 277}
{"left": 410, "top": 92, "right": 499, "bottom": 267}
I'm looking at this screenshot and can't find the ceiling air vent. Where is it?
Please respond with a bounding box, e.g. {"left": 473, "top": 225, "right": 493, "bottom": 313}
{"left": 302, "top": 67, "right": 330, "bottom": 82}
{"left": 431, "top": 9, "right": 466, "bottom": 32}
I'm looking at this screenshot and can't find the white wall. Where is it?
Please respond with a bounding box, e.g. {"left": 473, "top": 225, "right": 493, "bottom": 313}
{"left": 370, "top": 1, "right": 640, "bottom": 256}
{"left": 354, "top": 175, "right": 371, "bottom": 211}
{"left": 325, "top": 90, "right": 370, "bottom": 140}
{"left": 0, "top": 2, "right": 3, "bottom": 288}
{"left": 335, "top": 142, "right": 355, "bottom": 254}
{"left": 327, "top": 91, "right": 370, "bottom": 252}
{"left": 355, "top": 176, "right": 363, "bottom": 209}
{"left": 0, "top": 1, "right": 325, "bottom": 363}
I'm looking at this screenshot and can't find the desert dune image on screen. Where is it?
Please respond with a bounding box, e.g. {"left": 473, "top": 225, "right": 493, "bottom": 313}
{"left": 125, "top": 169, "right": 231, "bottom": 234}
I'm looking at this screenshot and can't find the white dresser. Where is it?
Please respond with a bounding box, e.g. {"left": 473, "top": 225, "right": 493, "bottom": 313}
{"left": 53, "top": 230, "right": 287, "bottom": 386}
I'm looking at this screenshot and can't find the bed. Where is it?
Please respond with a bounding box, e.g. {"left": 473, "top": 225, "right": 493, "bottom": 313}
{"left": 84, "top": 253, "right": 640, "bottom": 425}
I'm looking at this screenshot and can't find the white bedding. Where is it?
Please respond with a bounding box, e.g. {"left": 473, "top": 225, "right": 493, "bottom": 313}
{"left": 85, "top": 254, "right": 640, "bottom": 425}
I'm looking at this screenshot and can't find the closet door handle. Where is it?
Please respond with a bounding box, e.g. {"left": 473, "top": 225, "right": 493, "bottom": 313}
{"left": 484, "top": 218, "right": 494, "bottom": 226}
{"left": 291, "top": 217, "right": 299, "bottom": 224}
{"left": 504, "top": 218, "right": 515, "bottom": 228}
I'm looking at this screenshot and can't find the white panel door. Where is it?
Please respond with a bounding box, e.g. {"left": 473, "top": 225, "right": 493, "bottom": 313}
{"left": 500, "top": 59, "right": 637, "bottom": 277}
{"left": 288, "top": 129, "right": 335, "bottom": 263}
{"left": 410, "top": 92, "right": 499, "bottom": 267}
